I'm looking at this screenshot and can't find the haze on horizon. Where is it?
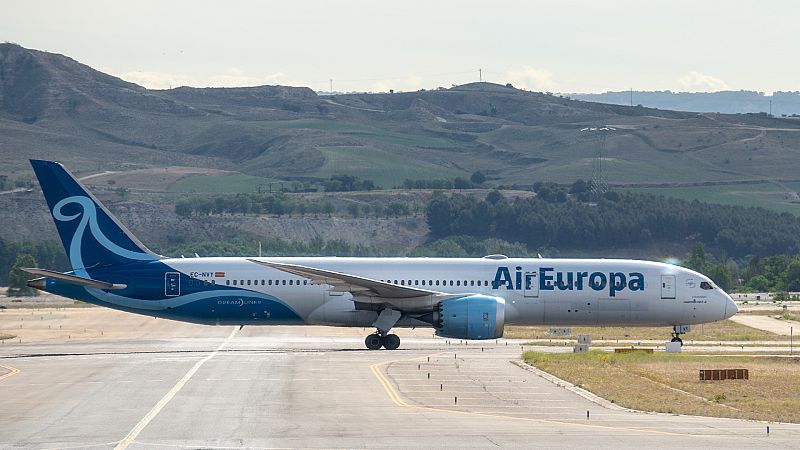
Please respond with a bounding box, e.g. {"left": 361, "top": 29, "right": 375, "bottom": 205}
{"left": 4, "top": 0, "right": 799, "bottom": 94}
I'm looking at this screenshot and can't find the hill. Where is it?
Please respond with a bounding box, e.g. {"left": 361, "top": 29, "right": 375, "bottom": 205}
{"left": 569, "top": 90, "right": 800, "bottom": 116}
{"left": 3, "top": 43, "right": 800, "bottom": 195}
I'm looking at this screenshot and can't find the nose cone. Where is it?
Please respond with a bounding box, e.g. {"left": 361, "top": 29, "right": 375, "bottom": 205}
{"left": 723, "top": 293, "right": 738, "bottom": 319}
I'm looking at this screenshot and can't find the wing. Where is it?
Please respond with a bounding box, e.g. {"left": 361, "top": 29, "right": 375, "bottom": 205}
{"left": 247, "top": 259, "right": 442, "bottom": 298}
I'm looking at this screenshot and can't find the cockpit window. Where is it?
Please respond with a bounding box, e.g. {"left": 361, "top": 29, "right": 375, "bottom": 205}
{"left": 700, "top": 281, "right": 714, "bottom": 290}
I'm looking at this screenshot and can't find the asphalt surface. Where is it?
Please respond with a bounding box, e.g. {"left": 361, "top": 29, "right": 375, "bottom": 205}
{"left": 1, "top": 317, "right": 799, "bottom": 448}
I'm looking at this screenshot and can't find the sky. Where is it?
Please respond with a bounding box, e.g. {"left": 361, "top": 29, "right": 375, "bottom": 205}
{"left": 4, "top": 0, "right": 799, "bottom": 94}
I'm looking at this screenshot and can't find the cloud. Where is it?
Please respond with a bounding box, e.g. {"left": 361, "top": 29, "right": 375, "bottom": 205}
{"left": 506, "top": 65, "right": 556, "bottom": 91}
{"left": 111, "top": 67, "right": 307, "bottom": 89}
{"left": 676, "top": 71, "right": 730, "bottom": 92}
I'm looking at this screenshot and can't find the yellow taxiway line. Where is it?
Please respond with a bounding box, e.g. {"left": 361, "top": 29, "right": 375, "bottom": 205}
{"left": 0, "top": 364, "right": 20, "bottom": 382}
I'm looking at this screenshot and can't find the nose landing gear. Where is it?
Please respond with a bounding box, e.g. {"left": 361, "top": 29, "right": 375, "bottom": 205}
{"left": 670, "top": 324, "right": 691, "bottom": 346}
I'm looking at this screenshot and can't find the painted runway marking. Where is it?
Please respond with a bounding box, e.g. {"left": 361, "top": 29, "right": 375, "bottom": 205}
{"left": 0, "top": 364, "right": 20, "bottom": 382}
{"left": 114, "top": 327, "right": 238, "bottom": 450}
{"left": 370, "top": 354, "right": 714, "bottom": 438}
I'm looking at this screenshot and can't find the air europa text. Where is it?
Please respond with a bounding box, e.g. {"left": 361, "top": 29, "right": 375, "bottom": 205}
{"left": 492, "top": 266, "right": 645, "bottom": 297}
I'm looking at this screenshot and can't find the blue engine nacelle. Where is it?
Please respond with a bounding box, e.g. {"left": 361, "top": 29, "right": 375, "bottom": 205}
{"left": 435, "top": 295, "right": 505, "bottom": 340}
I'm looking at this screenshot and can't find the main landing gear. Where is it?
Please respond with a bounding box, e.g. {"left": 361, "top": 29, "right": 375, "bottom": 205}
{"left": 364, "top": 307, "right": 402, "bottom": 350}
{"left": 365, "top": 332, "right": 401, "bottom": 350}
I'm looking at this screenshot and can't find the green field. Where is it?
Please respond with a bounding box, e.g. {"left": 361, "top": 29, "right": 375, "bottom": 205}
{"left": 168, "top": 174, "right": 285, "bottom": 193}
{"left": 310, "top": 146, "right": 464, "bottom": 187}
{"left": 625, "top": 182, "right": 800, "bottom": 215}
{"left": 260, "top": 119, "right": 457, "bottom": 149}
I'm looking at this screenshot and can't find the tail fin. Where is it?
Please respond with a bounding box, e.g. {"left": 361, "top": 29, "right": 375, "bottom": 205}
{"left": 30, "top": 160, "right": 161, "bottom": 272}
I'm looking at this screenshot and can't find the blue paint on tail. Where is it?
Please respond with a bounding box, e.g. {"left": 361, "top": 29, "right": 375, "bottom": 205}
{"left": 30, "top": 160, "right": 161, "bottom": 273}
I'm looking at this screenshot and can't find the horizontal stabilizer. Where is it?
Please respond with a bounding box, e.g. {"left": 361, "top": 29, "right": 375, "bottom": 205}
{"left": 23, "top": 268, "right": 127, "bottom": 290}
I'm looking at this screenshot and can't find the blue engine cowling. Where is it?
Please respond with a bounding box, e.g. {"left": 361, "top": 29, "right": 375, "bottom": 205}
{"left": 435, "top": 295, "right": 505, "bottom": 340}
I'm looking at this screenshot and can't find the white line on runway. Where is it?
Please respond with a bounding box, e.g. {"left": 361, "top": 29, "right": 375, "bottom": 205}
{"left": 114, "top": 327, "right": 238, "bottom": 450}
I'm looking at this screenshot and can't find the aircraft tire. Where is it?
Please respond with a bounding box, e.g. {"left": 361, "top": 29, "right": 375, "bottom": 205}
{"left": 365, "top": 334, "right": 383, "bottom": 350}
{"left": 671, "top": 336, "right": 683, "bottom": 345}
{"left": 382, "top": 334, "right": 401, "bottom": 350}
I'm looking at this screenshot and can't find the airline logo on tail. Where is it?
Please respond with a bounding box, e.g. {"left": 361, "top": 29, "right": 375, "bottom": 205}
{"left": 54, "top": 195, "right": 155, "bottom": 274}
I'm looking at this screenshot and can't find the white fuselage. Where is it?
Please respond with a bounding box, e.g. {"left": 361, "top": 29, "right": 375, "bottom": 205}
{"left": 154, "top": 256, "right": 736, "bottom": 329}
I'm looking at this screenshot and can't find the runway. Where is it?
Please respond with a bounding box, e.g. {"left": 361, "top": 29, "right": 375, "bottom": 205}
{"left": 1, "top": 313, "right": 799, "bottom": 448}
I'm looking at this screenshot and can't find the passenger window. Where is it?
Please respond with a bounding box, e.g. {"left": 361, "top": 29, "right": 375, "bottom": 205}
{"left": 436, "top": 280, "right": 440, "bottom": 286}
{"left": 304, "top": 280, "right": 308, "bottom": 285}
{"left": 470, "top": 280, "right": 475, "bottom": 286}
{"left": 401, "top": 280, "right": 405, "bottom": 285}
{"left": 233, "top": 280, "right": 237, "bottom": 286}
{"left": 226, "top": 280, "right": 230, "bottom": 286}
{"left": 282, "top": 280, "right": 286, "bottom": 286}
{"left": 456, "top": 280, "right": 461, "bottom": 286}
{"left": 449, "top": 280, "right": 454, "bottom": 286}
{"left": 247, "top": 280, "right": 251, "bottom": 286}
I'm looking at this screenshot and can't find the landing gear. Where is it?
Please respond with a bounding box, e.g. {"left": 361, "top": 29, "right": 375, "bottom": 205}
{"left": 383, "top": 333, "right": 401, "bottom": 350}
{"left": 365, "top": 334, "right": 383, "bottom": 350}
{"left": 364, "top": 332, "right": 401, "bottom": 350}
{"left": 670, "top": 325, "right": 690, "bottom": 346}
{"left": 364, "top": 308, "right": 403, "bottom": 350}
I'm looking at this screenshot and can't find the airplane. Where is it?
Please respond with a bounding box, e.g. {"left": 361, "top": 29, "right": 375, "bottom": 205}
{"left": 24, "top": 159, "right": 737, "bottom": 350}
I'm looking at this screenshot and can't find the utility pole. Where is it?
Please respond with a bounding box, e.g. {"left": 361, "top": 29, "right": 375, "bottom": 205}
{"left": 630, "top": 88, "right": 633, "bottom": 107}
{"left": 769, "top": 99, "right": 772, "bottom": 116}
{"left": 330, "top": 79, "right": 333, "bottom": 94}
{"left": 479, "top": 68, "right": 482, "bottom": 82}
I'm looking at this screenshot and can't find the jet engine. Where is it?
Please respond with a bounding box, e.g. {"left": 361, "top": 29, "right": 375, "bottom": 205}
{"left": 435, "top": 295, "right": 505, "bottom": 340}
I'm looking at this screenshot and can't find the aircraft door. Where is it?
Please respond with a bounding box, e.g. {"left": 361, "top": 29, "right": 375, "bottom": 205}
{"left": 523, "top": 271, "right": 538, "bottom": 298}
{"left": 661, "top": 275, "right": 676, "bottom": 299}
{"left": 165, "top": 272, "right": 180, "bottom": 296}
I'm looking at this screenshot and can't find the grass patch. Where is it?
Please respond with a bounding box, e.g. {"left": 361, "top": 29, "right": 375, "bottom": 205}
{"left": 522, "top": 350, "right": 800, "bottom": 423}
{"left": 0, "top": 333, "right": 15, "bottom": 341}
{"left": 505, "top": 319, "right": 782, "bottom": 341}
{"left": 310, "top": 146, "right": 463, "bottom": 187}
{"left": 625, "top": 182, "right": 800, "bottom": 216}
{"left": 168, "top": 174, "right": 284, "bottom": 193}
{"left": 779, "top": 312, "right": 800, "bottom": 322}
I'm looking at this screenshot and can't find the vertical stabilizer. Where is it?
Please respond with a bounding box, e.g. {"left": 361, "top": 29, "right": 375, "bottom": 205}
{"left": 29, "top": 160, "right": 161, "bottom": 272}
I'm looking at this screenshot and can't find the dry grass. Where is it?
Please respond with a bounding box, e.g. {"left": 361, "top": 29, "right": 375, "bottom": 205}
{"left": 0, "top": 333, "right": 14, "bottom": 340}
{"left": 506, "top": 319, "right": 782, "bottom": 341}
{"left": 779, "top": 312, "right": 800, "bottom": 322}
{"left": 523, "top": 350, "right": 800, "bottom": 423}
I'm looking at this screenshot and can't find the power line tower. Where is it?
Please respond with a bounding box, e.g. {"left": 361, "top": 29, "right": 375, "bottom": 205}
{"left": 580, "top": 126, "right": 616, "bottom": 199}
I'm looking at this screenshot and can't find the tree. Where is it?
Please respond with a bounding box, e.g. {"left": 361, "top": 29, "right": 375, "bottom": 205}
{"left": 470, "top": 171, "right": 486, "bottom": 185}
{"left": 347, "top": 203, "right": 360, "bottom": 218}
{"left": 8, "top": 254, "right": 38, "bottom": 296}
{"left": 685, "top": 243, "right": 709, "bottom": 273}
{"left": 321, "top": 201, "right": 335, "bottom": 216}
{"left": 453, "top": 177, "right": 473, "bottom": 189}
